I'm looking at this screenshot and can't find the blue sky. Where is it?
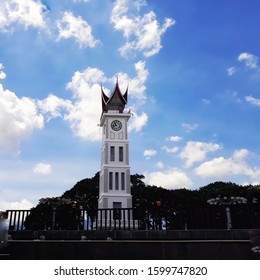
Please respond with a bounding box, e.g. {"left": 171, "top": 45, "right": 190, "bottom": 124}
{"left": 0, "top": 0, "right": 259, "bottom": 210}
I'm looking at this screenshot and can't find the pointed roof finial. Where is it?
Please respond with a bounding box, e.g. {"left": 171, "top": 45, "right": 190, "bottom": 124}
{"left": 100, "top": 80, "right": 127, "bottom": 113}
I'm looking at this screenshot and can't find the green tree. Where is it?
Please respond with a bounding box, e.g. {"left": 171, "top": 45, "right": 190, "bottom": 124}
{"left": 24, "top": 173, "right": 260, "bottom": 230}
{"left": 24, "top": 173, "right": 99, "bottom": 230}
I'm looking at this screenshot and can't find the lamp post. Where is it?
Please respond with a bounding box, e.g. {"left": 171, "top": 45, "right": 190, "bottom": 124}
{"left": 207, "top": 196, "right": 247, "bottom": 230}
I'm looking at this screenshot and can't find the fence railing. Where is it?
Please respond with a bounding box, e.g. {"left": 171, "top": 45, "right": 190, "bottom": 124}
{"left": 5, "top": 205, "right": 260, "bottom": 231}
{"left": 6, "top": 210, "right": 31, "bottom": 230}
{"left": 6, "top": 208, "right": 139, "bottom": 231}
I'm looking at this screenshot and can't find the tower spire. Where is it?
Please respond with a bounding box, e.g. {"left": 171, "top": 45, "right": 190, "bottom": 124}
{"left": 101, "top": 81, "right": 127, "bottom": 114}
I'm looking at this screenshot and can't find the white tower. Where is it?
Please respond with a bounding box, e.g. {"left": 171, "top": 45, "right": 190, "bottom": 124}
{"left": 98, "top": 82, "right": 132, "bottom": 211}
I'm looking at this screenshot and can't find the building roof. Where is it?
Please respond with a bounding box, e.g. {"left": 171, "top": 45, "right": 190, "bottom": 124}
{"left": 101, "top": 81, "right": 128, "bottom": 113}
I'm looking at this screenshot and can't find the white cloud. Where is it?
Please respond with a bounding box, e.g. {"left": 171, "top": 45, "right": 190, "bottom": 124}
{"left": 0, "top": 63, "right": 6, "bottom": 80}
{"left": 201, "top": 98, "right": 210, "bottom": 105}
{"left": 232, "top": 148, "right": 249, "bottom": 160}
{"left": 37, "top": 94, "right": 72, "bottom": 121}
{"left": 179, "top": 141, "right": 221, "bottom": 168}
{"left": 166, "top": 135, "right": 182, "bottom": 142}
{"left": 111, "top": 0, "right": 175, "bottom": 57}
{"left": 230, "top": 90, "right": 241, "bottom": 103}
{"left": 0, "top": 84, "right": 44, "bottom": 156}
{"left": 0, "top": 61, "right": 148, "bottom": 147}
{"left": 227, "top": 53, "right": 259, "bottom": 76}
{"left": 129, "top": 60, "right": 149, "bottom": 99}
{"left": 133, "top": 0, "right": 147, "bottom": 11}
{"left": 245, "top": 95, "right": 260, "bottom": 107}
{"left": 227, "top": 67, "right": 237, "bottom": 76}
{"left": 162, "top": 145, "right": 179, "bottom": 154}
{"left": 144, "top": 168, "right": 192, "bottom": 189}
{"left": 194, "top": 149, "right": 260, "bottom": 183}
{"left": 143, "top": 149, "right": 157, "bottom": 159}
{"left": 238, "top": 52, "right": 258, "bottom": 69}
{"left": 56, "top": 11, "right": 99, "bottom": 48}
{"left": 144, "top": 149, "right": 157, "bottom": 157}
{"left": 128, "top": 110, "right": 148, "bottom": 132}
{"left": 65, "top": 67, "right": 106, "bottom": 141}
{"left": 195, "top": 157, "right": 239, "bottom": 178}
{"left": 181, "top": 123, "right": 198, "bottom": 133}
{"left": 0, "top": 198, "right": 34, "bottom": 211}
{"left": 0, "top": 0, "right": 47, "bottom": 32}
{"left": 65, "top": 62, "right": 148, "bottom": 141}
{"left": 33, "top": 162, "right": 52, "bottom": 175}
{"left": 73, "top": 0, "right": 90, "bottom": 2}
{"left": 114, "top": 61, "right": 149, "bottom": 100}
{"left": 155, "top": 161, "right": 164, "bottom": 169}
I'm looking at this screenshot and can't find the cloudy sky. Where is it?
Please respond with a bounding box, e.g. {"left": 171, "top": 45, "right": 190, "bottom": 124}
{"left": 0, "top": 0, "right": 259, "bottom": 210}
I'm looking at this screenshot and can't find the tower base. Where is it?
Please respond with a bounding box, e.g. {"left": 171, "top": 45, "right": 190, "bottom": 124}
{"left": 95, "top": 219, "right": 139, "bottom": 230}
{"left": 94, "top": 208, "right": 138, "bottom": 230}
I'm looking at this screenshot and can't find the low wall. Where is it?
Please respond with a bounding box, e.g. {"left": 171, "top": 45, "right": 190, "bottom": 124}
{"left": 7, "top": 239, "right": 258, "bottom": 260}
{"left": 6, "top": 229, "right": 260, "bottom": 260}
{"left": 8, "top": 228, "right": 260, "bottom": 240}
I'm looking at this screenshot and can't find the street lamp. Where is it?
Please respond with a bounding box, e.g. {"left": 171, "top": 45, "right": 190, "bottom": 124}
{"left": 207, "top": 196, "right": 247, "bottom": 230}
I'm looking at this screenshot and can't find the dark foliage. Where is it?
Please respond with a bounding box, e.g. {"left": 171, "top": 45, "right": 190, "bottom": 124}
{"left": 24, "top": 173, "right": 99, "bottom": 230}
{"left": 24, "top": 172, "right": 260, "bottom": 230}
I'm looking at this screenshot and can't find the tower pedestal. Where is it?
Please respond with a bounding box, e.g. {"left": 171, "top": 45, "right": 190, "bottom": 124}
{"left": 95, "top": 208, "right": 138, "bottom": 230}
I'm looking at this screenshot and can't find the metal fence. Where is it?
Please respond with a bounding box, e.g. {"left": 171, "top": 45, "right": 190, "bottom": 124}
{"left": 6, "top": 210, "right": 31, "bottom": 231}
{"left": 6, "top": 208, "right": 138, "bottom": 231}
{"left": 5, "top": 205, "right": 260, "bottom": 231}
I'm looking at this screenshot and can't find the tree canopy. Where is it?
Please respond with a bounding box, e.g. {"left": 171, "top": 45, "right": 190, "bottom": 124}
{"left": 24, "top": 173, "right": 260, "bottom": 230}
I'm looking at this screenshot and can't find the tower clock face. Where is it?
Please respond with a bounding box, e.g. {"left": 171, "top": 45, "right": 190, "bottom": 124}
{"left": 111, "top": 120, "right": 122, "bottom": 131}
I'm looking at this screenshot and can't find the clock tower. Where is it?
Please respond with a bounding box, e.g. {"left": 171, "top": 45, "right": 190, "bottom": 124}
{"left": 98, "top": 81, "right": 133, "bottom": 213}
